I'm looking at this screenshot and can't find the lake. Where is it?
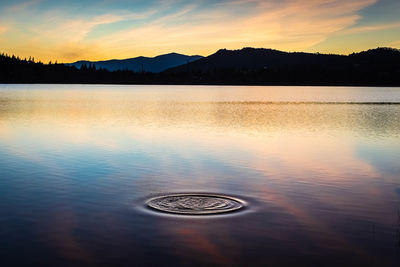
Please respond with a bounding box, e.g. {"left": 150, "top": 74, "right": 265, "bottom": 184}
{"left": 1, "top": 84, "right": 400, "bottom": 266}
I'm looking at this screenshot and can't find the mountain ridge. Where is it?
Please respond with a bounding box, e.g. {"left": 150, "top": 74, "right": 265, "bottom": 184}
{"left": 165, "top": 47, "right": 400, "bottom": 73}
{"left": 67, "top": 52, "right": 203, "bottom": 73}
{"left": 1, "top": 47, "right": 400, "bottom": 85}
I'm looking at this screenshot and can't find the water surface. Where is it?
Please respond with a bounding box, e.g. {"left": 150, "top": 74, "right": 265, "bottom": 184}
{"left": 1, "top": 84, "right": 400, "bottom": 266}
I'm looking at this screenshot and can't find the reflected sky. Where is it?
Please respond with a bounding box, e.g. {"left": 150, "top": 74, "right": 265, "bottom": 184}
{"left": 0, "top": 85, "right": 400, "bottom": 266}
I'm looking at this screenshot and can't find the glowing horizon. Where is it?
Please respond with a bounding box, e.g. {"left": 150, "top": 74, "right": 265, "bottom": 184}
{"left": 0, "top": 0, "right": 399, "bottom": 63}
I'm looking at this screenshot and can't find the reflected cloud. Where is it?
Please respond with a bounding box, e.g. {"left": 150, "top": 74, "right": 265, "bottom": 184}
{"left": 1, "top": 88, "right": 398, "bottom": 231}
{"left": 172, "top": 227, "right": 232, "bottom": 265}
{"left": 1, "top": 85, "right": 400, "bottom": 265}
{"left": 43, "top": 208, "right": 93, "bottom": 264}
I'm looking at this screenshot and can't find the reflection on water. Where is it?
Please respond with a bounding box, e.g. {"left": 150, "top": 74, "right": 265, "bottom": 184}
{"left": 1, "top": 84, "right": 400, "bottom": 266}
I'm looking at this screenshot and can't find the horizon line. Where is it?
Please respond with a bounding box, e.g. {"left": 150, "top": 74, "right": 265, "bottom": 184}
{"left": 2, "top": 46, "right": 399, "bottom": 64}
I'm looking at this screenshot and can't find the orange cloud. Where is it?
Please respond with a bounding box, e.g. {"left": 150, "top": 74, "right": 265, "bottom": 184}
{"left": 92, "top": 0, "right": 377, "bottom": 60}
{"left": 0, "top": 0, "right": 379, "bottom": 62}
{"left": 0, "top": 25, "right": 6, "bottom": 33}
{"left": 389, "top": 40, "right": 400, "bottom": 48}
{"left": 5, "top": 0, "right": 42, "bottom": 12}
{"left": 339, "top": 21, "right": 400, "bottom": 34}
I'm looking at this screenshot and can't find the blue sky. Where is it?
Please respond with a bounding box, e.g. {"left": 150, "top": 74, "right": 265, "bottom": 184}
{"left": 0, "top": 0, "right": 399, "bottom": 62}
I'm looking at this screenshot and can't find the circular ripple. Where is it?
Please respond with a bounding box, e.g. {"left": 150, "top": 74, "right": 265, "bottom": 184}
{"left": 146, "top": 194, "right": 245, "bottom": 215}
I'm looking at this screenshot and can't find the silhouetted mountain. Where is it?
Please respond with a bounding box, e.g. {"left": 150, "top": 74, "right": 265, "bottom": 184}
{"left": 166, "top": 48, "right": 342, "bottom": 72}
{"left": 1, "top": 47, "right": 400, "bottom": 85}
{"left": 67, "top": 53, "right": 202, "bottom": 73}
{"left": 163, "top": 47, "right": 400, "bottom": 85}
{"left": 166, "top": 47, "right": 400, "bottom": 72}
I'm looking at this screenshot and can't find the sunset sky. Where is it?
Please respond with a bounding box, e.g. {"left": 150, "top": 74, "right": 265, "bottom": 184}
{"left": 0, "top": 0, "right": 399, "bottom": 62}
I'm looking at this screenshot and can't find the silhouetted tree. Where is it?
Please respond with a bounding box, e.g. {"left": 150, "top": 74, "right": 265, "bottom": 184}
{"left": 1, "top": 48, "right": 400, "bottom": 85}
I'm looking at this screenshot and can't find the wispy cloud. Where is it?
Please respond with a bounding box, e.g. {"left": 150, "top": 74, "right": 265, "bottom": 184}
{"left": 30, "top": 14, "right": 126, "bottom": 43}
{"left": 5, "top": 0, "right": 42, "bottom": 12}
{"left": 95, "top": 0, "right": 377, "bottom": 58}
{"left": 0, "top": 25, "right": 8, "bottom": 35}
{"left": 0, "top": 0, "right": 389, "bottom": 61}
{"left": 4, "top": 6, "right": 157, "bottom": 61}
{"left": 389, "top": 40, "right": 400, "bottom": 48}
{"left": 341, "top": 21, "right": 400, "bottom": 34}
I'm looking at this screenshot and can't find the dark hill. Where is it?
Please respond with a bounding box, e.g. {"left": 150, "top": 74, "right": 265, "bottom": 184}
{"left": 166, "top": 47, "right": 400, "bottom": 72}
{"left": 166, "top": 48, "right": 348, "bottom": 72}
{"left": 162, "top": 47, "right": 400, "bottom": 85}
{"left": 67, "top": 53, "right": 202, "bottom": 73}
{"left": 1, "top": 47, "right": 400, "bottom": 85}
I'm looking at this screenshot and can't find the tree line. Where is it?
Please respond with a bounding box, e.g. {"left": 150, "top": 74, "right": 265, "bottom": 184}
{"left": 1, "top": 49, "right": 400, "bottom": 86}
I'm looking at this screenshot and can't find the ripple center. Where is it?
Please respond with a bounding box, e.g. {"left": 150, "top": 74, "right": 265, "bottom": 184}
{"left": 146, "top": 193, "right": 245, "bottom": 215}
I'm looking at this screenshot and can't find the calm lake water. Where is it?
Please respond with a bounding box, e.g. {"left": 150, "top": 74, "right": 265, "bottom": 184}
{"left": 1, "top": 84, "right": 400, "bottom": 266}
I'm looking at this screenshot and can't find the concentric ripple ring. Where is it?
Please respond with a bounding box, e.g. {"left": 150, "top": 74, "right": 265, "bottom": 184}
{"left": 146, "top": 194, "right": 245, "bottom": 215}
